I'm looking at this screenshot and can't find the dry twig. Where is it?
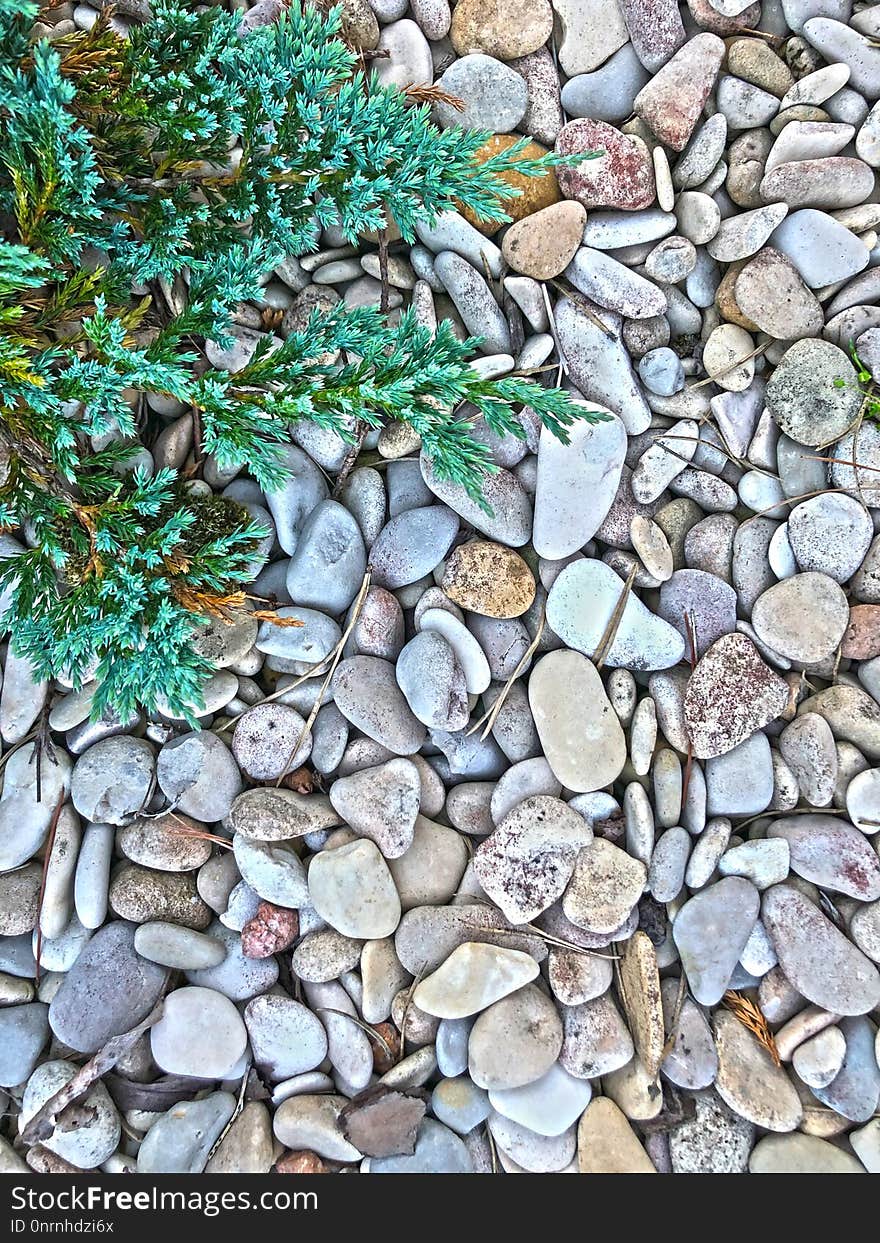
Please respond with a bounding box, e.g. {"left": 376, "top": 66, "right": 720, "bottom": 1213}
{"left": 33, "top": 792, "right": 67, "bottom": 985}
{"left": 274, "top": 570, "right": 372, "bottom": 786}
{"left": 20, "top": 1003, "right": 166, "bottom": 1146}
{"left": 592, "top": 564, "right": 637, "bottom": 669}
{"left": 467, "top": 605, "right": 546, "bottom": 741}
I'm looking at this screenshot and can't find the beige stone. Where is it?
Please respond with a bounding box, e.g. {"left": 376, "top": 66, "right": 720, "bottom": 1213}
{"left": 562, "top": 838, "right": 647, "bottom": 934}
{"left": 714, "top": 1010, "right": 803, "bottom": 1133}
{"left": 528, "top": 650, "right": 627, "bottom": 793}
{"left": 413, "top": 942, "right": 539, "bottom": 1018}
{"left": 442, "top": 540, "right": 535, "bottom": 618}
{"left": 450, "top": 0, "right": 553, "bottom": 60}
{"left": 502, "top": 201, "right": 586, "bottom": 280}
{"left": 577, "top": 1098, "right": 656, "bottom": 1173}
{"left": 205, "top": 1103, "right": 274, "bottom": 1174}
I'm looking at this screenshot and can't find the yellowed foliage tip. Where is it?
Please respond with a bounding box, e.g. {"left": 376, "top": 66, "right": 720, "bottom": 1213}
{"left": 404, "top": 83, "right": 465, "bottom": 111}
{"left": 251, "top": 610, "right": 305, "bottom": 627}
{"left": 722, "top": 990, "right": 781, "bottom": 1067}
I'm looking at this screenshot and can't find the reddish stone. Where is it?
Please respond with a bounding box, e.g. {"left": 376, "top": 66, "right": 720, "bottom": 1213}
{"left": 275, "top": 1150, "right": 329, "bottom": 1174}
{"left": 556, "top": 119, "right": 656, "bottom": 212}
{"left": 841, "top": 604, "right": 880, "bottom": 659}
{"left": 279, "top": 766, "right": 315, "bottom": 794}
{"left": 634, "top": 32, "right": 725, "bottom": 152}
{"left": 368, "top": 1021, "right": 401, "bottom": 1074}
{"left": 240, "top": 900, "right": 299, "bottom": 959}
{"left": 619, "top": 0, "right": 686, "bottom": 73}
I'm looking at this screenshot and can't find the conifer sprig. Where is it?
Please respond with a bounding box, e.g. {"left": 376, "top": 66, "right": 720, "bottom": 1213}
{"left": 0, "top": 1, "right": 602, "bottom": 721}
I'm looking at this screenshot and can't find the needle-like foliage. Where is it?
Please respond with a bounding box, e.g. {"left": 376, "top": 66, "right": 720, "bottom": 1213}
{"left": 0, "top": 1, "right": 602, "bottom": 722}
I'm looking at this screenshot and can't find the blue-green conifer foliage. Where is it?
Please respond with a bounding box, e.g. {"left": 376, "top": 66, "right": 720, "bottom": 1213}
{"left": 0, "top": 1, "right": 600, "bottom": 722}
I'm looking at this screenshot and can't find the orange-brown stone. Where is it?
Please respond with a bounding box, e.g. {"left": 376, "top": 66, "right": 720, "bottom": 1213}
{"left": 841, "top": 605, "right": 880, "bottom": 659}
{"left": 458, "top": 134, "right": 560, "bottom": 234}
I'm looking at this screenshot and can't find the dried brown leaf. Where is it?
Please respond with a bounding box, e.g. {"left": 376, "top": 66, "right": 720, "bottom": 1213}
{"left": 722, "top": 990, "right": 781, "bottom": 1067}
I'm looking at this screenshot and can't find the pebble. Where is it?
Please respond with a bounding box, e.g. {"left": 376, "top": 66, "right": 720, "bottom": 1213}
{"left": 151, "top": 986, "right": 247, "bottom": 1079}
{"left": 137, "top": 1092, "right": 235, "bottom": 1174}
{"left": 0, "top": 798, "right": 52, "bottom": 876}
{"left": 528, "top": 650, "right": 627, "bottom": 793}
{"left": 286, "top": 500, "right": 366, "bottom": 613}
{"left": 441, "top": 540, "right": 535, "bottom": 617}
{"left": 332, "top": 656, "right": 426, "bottom": 755}
{"left": 811, "top": 1013, "right": 880, "bottom": 1123}
{"left": 556, "top": 120, "right": 655, "bottom": 212}
{"left": 767, "top": 814, "right": 880, "bottom": 901}
{"left": 414, "top": 943, "right": 539, "bottom": 1018}
{"left": 233, "top": 837, "right": 309, "bottom": 911}
{"left": 255, "top": 607, "right": 340, "bottom": 665}
{"left": 308, "top": 839, "right": 401, "bottom": 938}
{"left": 635, "top": 33, "right": 725, "bottom": 151}
{"left": 434, "top": 252, "right": 510, "bottom": 354}
{"left": 763, "top": 884, "right": 880, "bottom": 1016}
{"left": 708, "top": 202, "right": 790, "bottom": 262}
{"left": 421, "top": 454, "right": 533, "bottom": 547}
{"left": 468, "top": 984, "right": 562, "bottom": 1090}
{"left": 668, "top": 1088, "right": 755, "bottom": 1174}
{"left": 770, "top": 208, "right": 870, "bottom": 287}
{"left": 420, "top": 1108, "right": 484, "bottom": 1159}
{"left": 792, "top": 1025, "right": 847, "bottom": 1090}
{"left": 70, "top": 736, "right": 154, "bottom": 826}
{"left": 684, "top": 633, "right": 790, "bottom": 758}
{"left": 546, "top": 559, "right": 686, "bottom": 671}
{"left": 450, "top": 0, "right": 553, "bottom": 61}
{"left": 157, "top": 731, "right": 242, "bottom": 821}
{"left": 72, "top": 824, "right": 112, "bottom": 932}
{"left": 0, "top": 1003, "right": 49, "bottom": 1088}
{"left": 434, "top": 55, "right": 528, "bottom": 133}
{"left": 231, "top": 787, "right": 340, "bottom": 843}
{"left": 329, "top": 759, "right": 420, "bottom": 858}
{"left": 502, "top": 202, "right": 586, "bottom": 281}
{"left": 205, "top": 1101, "right": 274, "bottom": 1174}
{"left": 577, "top": 1097, "right": 656, "bottom": 1173}
{"left": 551, "top": 0, "right": 628, "bottom": 76}
{"left": 48, "top": 921, "right": 167, "bottom": 1053}
{"left": 714, "top": 1010, "right": 803, "bottom": 1133}
{"left": 117, "top": 813, "right": 211, "bottom": 871}
{"left": 244, "top": 995, "right": 329, "bottom": 1081}
{"left": 369, "top": 507, "right": 458, "bottom": 590}
{"left": 804, "top": 16, "right": 880, "bottom": 97}
{"left": 22, "top": 1061, "right": 120, "bottom": 1169}
{"left": 264, "top": 445, "right": 327, "bottom": 555}
{"left": 561, "top": 993, "right": 635, "bottom": 1080}
{"left": 273, "top": 1094, "right": 362, "bottom": 1162}
{"left": 473, "top": 794, "right": 593, "bottom": 923}
{"left": 734, "top": 248, "right": 823, "bottom": 339}
{"left": 750, "top": 1132, "right": 865, "bottom": 1174}
{"left": 134, "top": 922, "right": 226, "bottom": 970}
{"left": 366, "top": 1118, "right": 472, "bottom": 1173}
{"left": 706, "top": 732, "right": 775, "bottom": 817}
{"left": 786, "top": 494, "right": 873, "bottom": 583}
{"left": 752, "top": 572, "right": 850, "bottom": 664}
{"left": 673, "top": 877, "right": 760, "bottom": 1004}
{"left": 419, "top": 610, "right": 490, "bottom": 694}
{"left": 563, "top": 838, "right": 647, "bottom": 934}
{"left": 489, "top": 1062, "right": 591, "bottom": 1137}
{"left": 109, "top": 864, "right": 211, "bottom": 929}
{"left": 560, "top": 44, "right": 650, "bottom": 122}
{"left": 396, "top": 630, "right": 469, "bottom": 731}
